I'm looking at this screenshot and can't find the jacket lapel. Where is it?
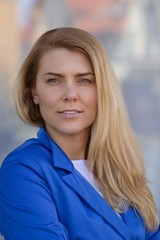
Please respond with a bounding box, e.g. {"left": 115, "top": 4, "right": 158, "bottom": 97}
{"left": 62, "top": 171, "right": 133, "bottom": 240}
{"left": 51, "top": 141, "right": 132, "bottom": 239}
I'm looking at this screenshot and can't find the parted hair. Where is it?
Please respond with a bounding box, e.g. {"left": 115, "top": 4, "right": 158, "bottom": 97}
{"left": 14, "top": 27, "right": 158, "bottom": 230}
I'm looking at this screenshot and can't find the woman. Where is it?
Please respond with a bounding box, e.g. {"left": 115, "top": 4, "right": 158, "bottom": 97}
{"left": 0, "top": 27, "right": 159, "bottom": 239}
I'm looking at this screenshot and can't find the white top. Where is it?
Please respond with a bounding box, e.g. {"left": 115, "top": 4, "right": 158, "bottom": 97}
{"left": 71, "top": 159, "right": 121, "bottom": 218}
{"left": 71, "top": 159, "right": 102, "bottom": 195}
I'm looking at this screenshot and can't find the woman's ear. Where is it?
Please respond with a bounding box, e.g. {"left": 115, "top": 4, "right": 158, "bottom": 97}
{"left": 32, "top": 89, "right": 39, "bottom": 105}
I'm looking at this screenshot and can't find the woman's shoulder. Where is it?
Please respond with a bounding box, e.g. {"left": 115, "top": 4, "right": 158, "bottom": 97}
{"left": 1, "top": 137, "right": 52, "bottom": 170}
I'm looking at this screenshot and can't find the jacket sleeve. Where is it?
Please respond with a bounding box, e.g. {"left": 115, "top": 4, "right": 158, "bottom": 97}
{"left": 0, "top": 159, "right": 69, "bottom": 240}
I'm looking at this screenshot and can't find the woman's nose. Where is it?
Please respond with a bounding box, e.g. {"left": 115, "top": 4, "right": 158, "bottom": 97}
{"left": 62, "top": 84, "right": 78, "bottom": 101}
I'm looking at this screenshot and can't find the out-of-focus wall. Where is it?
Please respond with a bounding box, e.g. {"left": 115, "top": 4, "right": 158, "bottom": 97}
{"left": 0, "top": 0, "right": 160, "bottom": 218}
{"left": 0, "top": 1, "right": 20, "bottom": 70}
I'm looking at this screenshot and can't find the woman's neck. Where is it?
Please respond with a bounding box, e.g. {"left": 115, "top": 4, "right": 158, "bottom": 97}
{"left": 47, "top": 128, "right": 89, "bottom": 160}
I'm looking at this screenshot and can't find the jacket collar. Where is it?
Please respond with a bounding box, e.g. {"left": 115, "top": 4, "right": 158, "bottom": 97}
{"left": 37, "top": 127, "right": 73, "bottom": 172}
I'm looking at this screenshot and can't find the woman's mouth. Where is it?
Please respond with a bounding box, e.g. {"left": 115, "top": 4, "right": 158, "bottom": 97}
{"left": 58, "top": 110, "right": 82, "bottom": 118}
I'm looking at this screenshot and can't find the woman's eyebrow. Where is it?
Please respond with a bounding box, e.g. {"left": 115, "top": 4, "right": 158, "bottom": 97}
{"left": 43, "top": 72, "right": 95, "bottom": 77}
{"left": 75, "top": 72, "right": 95, "bottom": 77}
{"left": 43, "top": 72, "right": 63, "bottom": 77}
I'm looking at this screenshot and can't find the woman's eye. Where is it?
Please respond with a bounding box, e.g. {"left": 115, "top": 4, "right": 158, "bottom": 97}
{"left": 47, "top": 79, "right": 60, "bottom": 85}
{"left": 79, "top": 78, "right": 92, "bottom": 85}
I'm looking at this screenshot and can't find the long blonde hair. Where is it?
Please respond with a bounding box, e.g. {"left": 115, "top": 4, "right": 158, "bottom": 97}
{"left": 15, "top": 27, "right": 158, "bottom": 230}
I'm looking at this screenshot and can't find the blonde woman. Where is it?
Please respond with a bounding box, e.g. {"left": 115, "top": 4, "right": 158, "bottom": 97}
{"left": 0, "top": 28, "right": 159, "bottom": 240}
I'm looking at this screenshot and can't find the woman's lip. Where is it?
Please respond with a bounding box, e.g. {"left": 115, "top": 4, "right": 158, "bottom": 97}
{"left": 58, "top": 110, "right": 82, "bottom": 118}
{"left": 58, "top": 110, "right": 82, "bottom": 114}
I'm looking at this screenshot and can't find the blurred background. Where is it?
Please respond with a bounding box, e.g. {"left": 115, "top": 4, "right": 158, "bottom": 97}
{"left": 0, "top": 0, "right": 160, "bottom": 218}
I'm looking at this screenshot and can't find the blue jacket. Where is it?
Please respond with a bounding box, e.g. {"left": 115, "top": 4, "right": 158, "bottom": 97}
{"left": 0, "top": 127, "right": 160, "bottom": 240}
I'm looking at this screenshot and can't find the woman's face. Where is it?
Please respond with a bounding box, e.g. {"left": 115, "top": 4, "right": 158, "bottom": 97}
{"left": 33, "top": 48, "right": 97, "bottom": 141}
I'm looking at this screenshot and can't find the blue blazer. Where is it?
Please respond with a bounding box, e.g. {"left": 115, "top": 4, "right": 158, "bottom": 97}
{"left": 0, "top": 127, "right": 160, "bottom": 240}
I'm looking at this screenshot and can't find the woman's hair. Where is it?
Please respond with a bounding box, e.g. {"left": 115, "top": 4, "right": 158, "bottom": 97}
{"left": 15, "top": 27, "right": 158, "bottom": 230}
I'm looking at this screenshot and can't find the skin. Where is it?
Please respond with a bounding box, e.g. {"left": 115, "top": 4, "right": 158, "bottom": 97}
{"left": 32, "top": 48, "right": 97, "bottom": 160}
